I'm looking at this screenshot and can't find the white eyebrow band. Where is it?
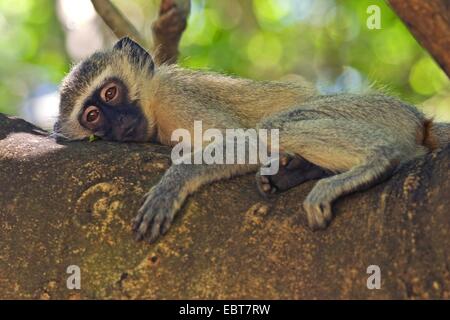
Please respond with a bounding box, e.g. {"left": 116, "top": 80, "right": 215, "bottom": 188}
{"left": 68, "top": 66, "right": 113, "bottom": 124}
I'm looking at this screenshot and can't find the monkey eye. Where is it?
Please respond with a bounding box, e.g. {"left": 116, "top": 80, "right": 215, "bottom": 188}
{"left": 83, "top": 106, "right": 101, "bottom": 125}
{"left": 101, "top": 82, "right": 119, "bottom": 103}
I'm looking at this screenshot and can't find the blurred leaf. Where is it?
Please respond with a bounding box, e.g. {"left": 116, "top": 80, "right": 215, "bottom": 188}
{"left": 409, "top": 57, "right": 448, "bottom": 96}
{"left": 0, "top": 0, "right": 449, "bottom": 121}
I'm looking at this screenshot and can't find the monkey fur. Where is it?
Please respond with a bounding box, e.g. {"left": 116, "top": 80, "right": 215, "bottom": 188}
{"left": 55, "top": 37, "right": 449, "bottom": 243}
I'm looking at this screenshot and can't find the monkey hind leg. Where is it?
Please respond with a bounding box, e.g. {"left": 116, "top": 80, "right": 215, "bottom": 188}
{"left": 304, "top": 147, "right": 401, "bottom": 230}
{"left": 256, "top": 152, "right": 333, "bottom": 197}
{"left": 259, "top": 117, "right": 408, "bottom": 230}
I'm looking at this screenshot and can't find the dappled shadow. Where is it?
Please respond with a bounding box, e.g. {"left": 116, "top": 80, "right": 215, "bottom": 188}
{"left": 0, "top": 113, "right": 48, "bottom": 141}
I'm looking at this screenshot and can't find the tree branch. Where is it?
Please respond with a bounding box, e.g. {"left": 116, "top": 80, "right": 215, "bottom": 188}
{"left": 91, "top": 0, "right": 147, "bottom": 47}
{"left": 91, "top": 0, "right": 190, "bottom": 65}
{"left": 1, "top": 113, "right": 449, "bottom": 299}
{"left": 152, "top": 0, "right": 191, "bottom": 65}
{"left": 387, "top": 0, "right": 450, "bottom": 77}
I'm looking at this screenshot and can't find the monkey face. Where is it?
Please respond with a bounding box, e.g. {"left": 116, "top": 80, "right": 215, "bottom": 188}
{"left": 55, "top": 37, "right": 156, "bottom": 142}
{"left": 76, "top": 77, "right": 149, "bottom": 141}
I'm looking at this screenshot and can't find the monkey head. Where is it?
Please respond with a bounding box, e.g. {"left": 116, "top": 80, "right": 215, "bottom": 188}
{"left": 54, "top": 37, "right": 156, "bottom": 142}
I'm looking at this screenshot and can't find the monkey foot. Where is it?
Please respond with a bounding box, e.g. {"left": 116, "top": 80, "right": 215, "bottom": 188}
{"left": 256, "top": 152, "right": 332, "bottom": 197}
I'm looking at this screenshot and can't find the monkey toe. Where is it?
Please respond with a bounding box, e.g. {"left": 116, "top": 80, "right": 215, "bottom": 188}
{"left": 303, "top": 199, "right": 333, "bottom": 231}
{"left": 257, "top": 152, "right": 331, "bottom": 197}
{"left": 256, "top": 152, "right": 298, "bottom": 196}
{"left": 279, "top": 152, "right": 302, "bottom": 169}
{"left": 255, "top": 171, "right": 278, "bottom": 197}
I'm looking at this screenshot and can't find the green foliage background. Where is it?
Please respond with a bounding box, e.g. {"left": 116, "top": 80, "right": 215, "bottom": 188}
{"left": 0, "top": 0, "right": 449, "bottom": 119}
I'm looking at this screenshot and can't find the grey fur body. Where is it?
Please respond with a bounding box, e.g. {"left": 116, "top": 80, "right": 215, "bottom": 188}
{"left": 56, "top": 38, "right": 449, "bottom": 243}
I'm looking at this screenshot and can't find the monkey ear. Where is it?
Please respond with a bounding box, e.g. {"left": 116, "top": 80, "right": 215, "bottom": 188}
{"left": 113, "top": 37, "right": 154, "bottom": 72}
{"left": 113, "top": 37, "right": 142, "bottom": 51}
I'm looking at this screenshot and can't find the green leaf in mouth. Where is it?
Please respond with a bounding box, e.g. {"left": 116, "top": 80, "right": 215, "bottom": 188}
{"left": 89, "top": 135, "right": 99, "bottom": 142}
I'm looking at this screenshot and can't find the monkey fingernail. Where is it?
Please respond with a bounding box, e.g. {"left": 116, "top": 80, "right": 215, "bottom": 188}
{"left": 135, "top": 232, "right": 144, "bottom": 242}
{"left": 161, "top": 218, "right": 172, "bottom": 235}
{"left": 147, "top": 228, "right": 161, "bottom": 243}
{"left": 132, "top": 221, "right": 142, "bottom": 232}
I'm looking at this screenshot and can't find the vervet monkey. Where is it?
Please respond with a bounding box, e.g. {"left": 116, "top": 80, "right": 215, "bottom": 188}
{"left": 55, "top": 37, "right": 449, "bottom": 243}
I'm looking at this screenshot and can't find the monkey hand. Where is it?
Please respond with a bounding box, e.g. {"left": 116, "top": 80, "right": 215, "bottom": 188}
{"left": 132, "top": 182, "right": 181, "bottom": 243}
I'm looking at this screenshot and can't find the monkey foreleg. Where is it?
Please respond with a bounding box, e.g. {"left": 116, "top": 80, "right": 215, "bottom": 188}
{"left": 133, "top": 140, "right": 258, "bottom": 243}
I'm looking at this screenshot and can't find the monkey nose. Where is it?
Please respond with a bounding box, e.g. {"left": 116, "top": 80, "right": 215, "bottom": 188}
{"left": 115, "top": 124, "right": 136, "bottom": 141}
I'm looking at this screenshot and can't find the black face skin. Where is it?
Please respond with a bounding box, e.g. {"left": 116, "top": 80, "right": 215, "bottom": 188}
{"left": 78, "top": 77, "right": 148, "bottom": 142}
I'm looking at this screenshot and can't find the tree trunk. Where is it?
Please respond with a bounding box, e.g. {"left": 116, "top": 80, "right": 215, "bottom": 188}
{"left": 0, "top": 114, "right": 449, "bottom": 299}
{"left": 387, "top": 0, "right": 450, "bottom": 77}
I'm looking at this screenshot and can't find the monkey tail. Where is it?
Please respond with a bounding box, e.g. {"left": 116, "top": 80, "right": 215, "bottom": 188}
{"left": 422, "top": 118, "right": 450, "bottom": 150}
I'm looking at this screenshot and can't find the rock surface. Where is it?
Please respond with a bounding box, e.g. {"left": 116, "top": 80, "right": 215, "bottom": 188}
{"left": 0, "top": 113, "right": 449, "bottom": 299}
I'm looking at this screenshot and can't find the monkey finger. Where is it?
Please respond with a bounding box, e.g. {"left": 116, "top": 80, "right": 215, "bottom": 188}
{"left": 135, "top": 210, "right": 155, "bottom": 240}
{"left": 139, "top": 202, "right": 159, "bottom": 225}
{"left": 136, "top": 222, "right": 151, "bottom": 242}
{"left": 160, "top": 215, "right": 173, "bottom": 235}
{"left": 139, "top": 192, "right": 151, "bottom": 206}
{"left": 131, "top": 216, "right": 143, "bottom": 233}
{"left": 132, "top": 211, "right": 146, "bottom": 232}
{"left": 134, "top": 227, "right": 145, "bottom": 242}
{"left": 146, "top": 214, "right": 164, "bottom": 243}
{"left": 132, "top": 207, "right": 147, "bottom": 233}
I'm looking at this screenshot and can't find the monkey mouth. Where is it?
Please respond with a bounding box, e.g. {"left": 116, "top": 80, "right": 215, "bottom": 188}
{"left": 123, "top": 126, "right": 136, "bottom": 138}
{"left": 109, "top": 119, "right": 149, "bottom": 142}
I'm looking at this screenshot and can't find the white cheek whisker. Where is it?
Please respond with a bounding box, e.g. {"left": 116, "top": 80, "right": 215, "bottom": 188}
{"left": 49, "top": 130, "right": 69, "bottom": 140}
